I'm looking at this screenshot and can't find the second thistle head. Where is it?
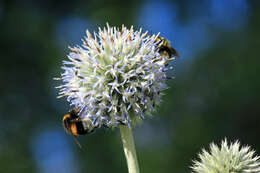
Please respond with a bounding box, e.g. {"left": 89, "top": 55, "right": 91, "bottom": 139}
{"left": 191, "top": 139, "right": 260, "bottom": 173}
{"left": 56, "top": 24, "right": 178, "bottom": 129}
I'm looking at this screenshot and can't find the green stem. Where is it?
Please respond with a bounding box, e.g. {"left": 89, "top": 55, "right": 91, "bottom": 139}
{"left": 120, "top": 125, "right": 140, "bottom": 173}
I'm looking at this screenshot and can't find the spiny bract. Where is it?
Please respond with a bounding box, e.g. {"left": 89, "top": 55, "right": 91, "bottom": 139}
{"left": 56, "top": 24, "right": 175, "bottom": 128}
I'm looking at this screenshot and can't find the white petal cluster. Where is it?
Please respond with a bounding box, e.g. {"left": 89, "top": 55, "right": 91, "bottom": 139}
{"left": 57, "top": 24, "right": 174, "bottom": 128}
{"left": 191, "top": 139, "right": 260, "bottom": 173}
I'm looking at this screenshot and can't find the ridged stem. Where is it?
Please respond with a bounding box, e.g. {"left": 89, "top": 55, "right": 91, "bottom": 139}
{"left": 119, "top": 125, "right": 140, "bottom": 173}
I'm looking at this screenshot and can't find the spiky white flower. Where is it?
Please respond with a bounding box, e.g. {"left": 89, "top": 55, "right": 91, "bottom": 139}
{"left": 191, "top": 139, "right": 260, "bottom": 173}
{"left": 56, "top": 24, "right": 175, "bottom": 128}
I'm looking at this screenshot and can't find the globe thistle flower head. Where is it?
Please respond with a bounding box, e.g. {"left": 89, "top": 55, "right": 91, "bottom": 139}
{"left": 191, "top": 139, "right": 260, "bottom": 173}
{"left": 56, "top": 24, "right": 175, "bottom": 128}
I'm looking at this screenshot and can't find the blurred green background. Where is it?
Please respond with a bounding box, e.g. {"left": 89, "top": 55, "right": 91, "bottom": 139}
{"left": 0, "top": 0, "right": 260, "bottom": 172}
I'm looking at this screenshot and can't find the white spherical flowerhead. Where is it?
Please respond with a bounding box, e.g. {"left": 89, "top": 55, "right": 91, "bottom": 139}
{"left": 191, "top": 139, "right": 260, "bottom": 173}
{"left": 56, "top": 24, "right": 176, "bottom": 128}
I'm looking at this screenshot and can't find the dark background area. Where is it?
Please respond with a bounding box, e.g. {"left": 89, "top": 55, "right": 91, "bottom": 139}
{"left": 0, "top": 0, "right": 259, "bottom": 172}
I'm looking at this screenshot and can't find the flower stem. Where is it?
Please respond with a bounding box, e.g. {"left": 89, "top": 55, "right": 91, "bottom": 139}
{"left": 120, "top": 125, "right": 140, "bottom": 173}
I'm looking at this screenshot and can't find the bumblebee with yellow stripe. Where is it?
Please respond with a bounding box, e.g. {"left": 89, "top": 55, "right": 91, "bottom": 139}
{"left": 63, "top": 108, "right": 98, "bottom": 136}
{"left": 63, "top": 108, "right": 99, "bottom": 148}
{"left": 156, "top": 36, "right": 179, "bottom": 58}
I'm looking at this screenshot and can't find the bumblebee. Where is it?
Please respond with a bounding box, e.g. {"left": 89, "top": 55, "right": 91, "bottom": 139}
{"left": 63, "top": 108, "right": 101, "bottom": 148}
{"left": 63, "top": 108, "right": 98, "bottom": 136}
{"left": 156, "top": 36, "right": 179, "bottom": 58}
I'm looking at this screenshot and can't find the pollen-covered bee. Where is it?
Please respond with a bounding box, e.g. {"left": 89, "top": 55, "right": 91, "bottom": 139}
{"left": 156, "top": 36, "right": 179, "bottom": 58}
